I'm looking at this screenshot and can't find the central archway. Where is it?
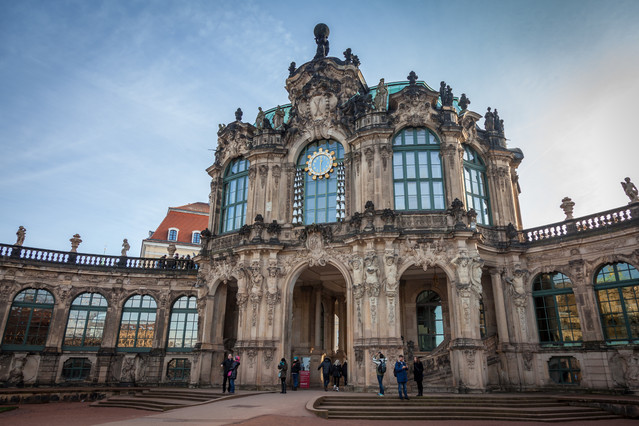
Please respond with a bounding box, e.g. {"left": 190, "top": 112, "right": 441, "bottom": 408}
{"left": 285, "top": 262, "right": 349, "bottom": 388}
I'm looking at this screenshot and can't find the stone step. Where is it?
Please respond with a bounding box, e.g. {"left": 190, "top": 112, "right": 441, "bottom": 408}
{"left": 322, "top": 400, "right": 566, "bottom": 408}
{"left": 138, "top": 391, "right": 220, "bottom": 401}
{"left": 327, "top": 413, "right": 621, "bottom": 422}
{"left": 93, "top": 399, "right": 187, "bottom": 412}
{"left": 322, "top": 405, "right": 606, "bottom": 416}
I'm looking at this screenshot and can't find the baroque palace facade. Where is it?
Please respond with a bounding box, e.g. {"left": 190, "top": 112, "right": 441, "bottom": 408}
{"left": 1, "top": 25, "right": 638, "bottom": 393}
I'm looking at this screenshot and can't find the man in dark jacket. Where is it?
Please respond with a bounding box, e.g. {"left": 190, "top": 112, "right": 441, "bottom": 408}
{"left": 318, "top": 356, "right": 332, "bottom": 391}
{"left": 342, "top": 359, "right": 348, "bottom": 386}
{"left": 394, "top": 354, "right": 409, "bottom": 400}
{"left": 413, "top": 356, "right": 424, "bottom": 396}
{"left": 221, "top": 353, "right": 234, "bottom": 394}
{"left": 291, "top": 357, "right": 301, "bottom": 390}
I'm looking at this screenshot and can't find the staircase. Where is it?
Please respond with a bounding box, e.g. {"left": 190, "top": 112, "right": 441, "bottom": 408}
{"left": 92, "top": 389, "right": 231, "bottom": 411}
{"left": 310, "top": 394, "right": 624, "bottom": 422}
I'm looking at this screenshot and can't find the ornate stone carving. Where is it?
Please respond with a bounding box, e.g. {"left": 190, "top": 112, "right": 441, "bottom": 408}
{"left": 364, "top": 254, "right": 380, "bottom": 297}
{"left": 404, "top": 237, "right": 449, "bottom": 271}
{"left": 463, "top": 349, "right": 476, "bottom": 370}
{"left": 522, "top": 351, "right": 533, "bottom": 371}
{"left": 263, "top": 348, "right": 274, "bottom": 369}
{"left": 272, "top": 165, "right": 281, "bottom": 186}
{"left": 447, "top": 198, "right": 467, "bottom": 229}
{"left": 258, "top": 164, "right": 269, "bottom": 188}
{"left": 15, "top": 226, "right": 26, "bottom": 246}
{"left": 374, "top": 78, "right": 388, "bottom": 111}
{"left": 69, "top": 234, "right": 82, "bottom": 253}
{"left": 363, "top": 146, "right": 375, "bottom": 170}
{"left": 560, "top": 197, "right": 575, "bottom": 220}
{"left": 121, "top": 239, "right": 130, "bottom": 257}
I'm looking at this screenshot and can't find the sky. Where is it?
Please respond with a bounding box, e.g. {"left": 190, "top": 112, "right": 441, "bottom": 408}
{"left": 1, "top": 0, "right": 638, "bottom": 256}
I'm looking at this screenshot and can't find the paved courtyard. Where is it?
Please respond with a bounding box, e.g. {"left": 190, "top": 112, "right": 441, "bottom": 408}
{"left": 1, "top": 390, "right": 638, "bottom": 426}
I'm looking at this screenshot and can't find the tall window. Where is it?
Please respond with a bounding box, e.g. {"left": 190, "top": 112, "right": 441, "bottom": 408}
{"left": 595, "top": 262, "right": 639, "bottom": 342}
{"left": 167, "top": 296, "right": 198, "bottom": 351}
{"left": 117, "top": 295, "right": 157, "bottom": 350}
{"left": 463, "top": 145, "right": 491, "bottom": 225}
{"left": 168, "top": 228, "right": 178, "bottom": 241}
{"left": 220, "top": 157, "right": 249, "bottom": 233}
{"left": 64, "top": 293, "right": 108, "bottom": 349}
{"left": 294, "top": 140, "right": 345, "bottom": 225}
{"left": 2, "top": 288, "right": 54, "bottom": 350}
{"left": 533, "top": 272, "right": 582, "bottom": 345}
{"left": 416, "top": 290, "right": 444, "bottom": 351}
{"left": 192, "top": 231, "right": 201, "bottom": 244}
{"left": 392, "top": 128, "right": 445, "bottom": 211}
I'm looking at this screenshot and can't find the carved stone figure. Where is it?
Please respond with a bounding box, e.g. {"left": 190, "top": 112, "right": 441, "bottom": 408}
{"left": 235, "top": 108, "right": 243, "bottom": 122}
{"left": 273, "top": 106, "right": 285, "bottom": 129}
{"left": 447, "top": 198, "right": 466, "bottom": 227}
{"left": 621, "top": 177, "right": 639, "bottom": 203}
{"left": 255, "top": 107, "right": 265, "bottom": 129}
{"left": 384, "top": 253, "right": 398, "bottom": 293}
{"left": 343, "top": 48, "right": 352, "bottom": 64}
{"left": 69, "top": 234, "right": 82, "bottom": 253}
{"left": 484, "top": 107, "right": 495, "bottom": 131}
{"left": 560, "top": 197, "right": 575, "bottom": 220}
{"left": 350, "top": 256, "right": 365, "bottom": 299}
{"left": 313, "top": 23, "right": 330, "bottom": 59}
{"left": 120, "top": 357, "right": 135, "bottom": 383}
{"left": 364, "top": 254, "right": 380, "bottom": 297}
{"left": 15, "top": 226, "right": 26, "bottom": 246}
{"left": 407, "top": 71, "right": 418, "bottom": 86}
{"left": 459, "top": 93, "right": 470, "bottom": 111}
{"left": 167, "top": 243, "right": 177, "bottom": 257}
{"left": 470, "top": 256, "right": 484, "bottom": 294}
{"left": 121, "top": 239, "right": 130, "bottom": 256}
{"left": 494, "top": 109, "right": 504, "bottom": 135}
{"left": 8, "top": 357, "right": 26, "bottom": 386}
{"left": 374, "top": 78, "right": 388, "bottom": 111}
{"left": 288, "top": 62, "right": 296, "bottom": 77}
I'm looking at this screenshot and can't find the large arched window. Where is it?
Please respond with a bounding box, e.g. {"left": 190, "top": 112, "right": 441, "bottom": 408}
{"left": 220, "top": 157, "right": 249, "bottom": 233}
{"left": 533, "top": 272, "right": 582, "bottom": 345}
{"left": 393, "top": 128, "right": 445, "bottom": 211}
{"left": 63, "top": 293, "right": 108, "bottom": 349}
{"left": 167, "top": 296, "right": 198, "bottom": 351}
{"left": 2, "top": 288, "right": 54, "bottom": 350}
{"left": 293, "top": 140, "right": 345, "bottom": 225}
{"left": 463, "top": 145, "right": 491, "bottom": 225}
{"left": 416, "top": 290, "right": 444, "bottom": 351}
{"left": 117, "top": 295, "right": 157, "bottom": 350}
{"left": 595, "top": 262, "right": 639, "bottom": 342}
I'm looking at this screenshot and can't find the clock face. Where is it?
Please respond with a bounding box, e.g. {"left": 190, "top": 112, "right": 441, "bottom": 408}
{"left": 305, "top": 148, "right": 337, "bottom": 179}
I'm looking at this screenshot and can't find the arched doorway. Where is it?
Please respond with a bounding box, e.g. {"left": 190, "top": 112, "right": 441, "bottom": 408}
{"left": 286, "top": 263, "right": 348, "bottom": 388}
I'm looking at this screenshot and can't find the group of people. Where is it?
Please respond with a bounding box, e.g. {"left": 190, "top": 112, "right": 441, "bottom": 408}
{"left": 157, "top": 253, "right": 195, "bottom": 269}
{"left": 373, "top": 352, "right": 424, "bottom": 400}
{"left": 220, "top": 351, "right": 424, "bottom": 398}
{"left": 317, "top": 357, "right": 348, "bottom": 391}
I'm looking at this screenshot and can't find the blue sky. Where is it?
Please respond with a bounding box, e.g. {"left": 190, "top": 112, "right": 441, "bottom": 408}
{"left": 1, "top": 0, "right": 638, "bottom": 256}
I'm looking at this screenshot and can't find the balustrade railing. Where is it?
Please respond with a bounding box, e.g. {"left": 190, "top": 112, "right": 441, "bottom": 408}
{"left": 0, "top": 243, "right": 198, "bottom": 272}
{"left": 522, "top": 204, "right": 636, "bottom": 244}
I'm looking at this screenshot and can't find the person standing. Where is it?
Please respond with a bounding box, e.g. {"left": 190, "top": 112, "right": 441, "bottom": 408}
{"left": 372, "top": 352, "right": 387, "bottom": 396}
{"left": 342, "top": 359, "right": 348, "bottom": 386}
{"left": 331, "top": 359, "right": 342, "bottom": 391}
{"left": 278, "top": 358, "right": 288, "bottom": 394}
{"left": 394, "top": 354, "right": 409, "bottom": 400}
{"left": 318, "top": 356, "right": 332, "bottom": 391}
{"left": 413, "top": 356, "right": 424, "bottom": 397}
{"left": 229, "top": 356, "right": 240, "bottom": 394}
{"left": 221, "top": 353, "right": 234, "bottom": 394}
{"left": 291, "top": 357, "right": 301, "bottom": 391}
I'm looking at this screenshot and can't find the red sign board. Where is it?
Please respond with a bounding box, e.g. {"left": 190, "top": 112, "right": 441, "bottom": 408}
{"left": 300, "top": 371, "right": 310, "bottom": 388}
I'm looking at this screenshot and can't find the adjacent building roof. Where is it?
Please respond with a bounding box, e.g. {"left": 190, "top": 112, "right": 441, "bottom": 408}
{"left": 147, "top": 203, "right": 209, "bottom": 244}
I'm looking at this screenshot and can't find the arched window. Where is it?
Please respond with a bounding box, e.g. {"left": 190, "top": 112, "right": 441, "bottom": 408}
{"left": 392, "top": 128, "right": 445, "bottom": 211}
{"left": 595, "top": 262, "right": 639, "bottom": 342}
{"left": 463, "top": 145, "right": 491, "bottom": 225}
{"left": 294, "top": 140, "right": 345, "bottom": 225}
{"left": 220, "top": 157, "right": 250, "bottom": 233}
{"left": 117, "top": 295, "right": 157, "bottom": 350}
{"left": 416, "top": 290, "right": 444, "bottom": 351}
{"left": 167, "top": 296, "right": 198, "bottom": 351}
{"left": 533, "top": 272, "right": 582, "bottom": 344}
{"left": 64, "top": 293, "right": 108, "bottom": 349}
{"left": 2, "top": 288, "right": 54, "bottom": 350}
{"left": 168, "top": 228, "right": 178, "bottom": 241}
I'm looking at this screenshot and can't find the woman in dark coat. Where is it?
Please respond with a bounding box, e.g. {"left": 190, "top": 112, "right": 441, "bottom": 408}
{"left": 413, "top": 356, "right": 424, "bottom": 396}
{"left": 229, "top": 356, "right": 240, "bottom": 394}
{"left": 342, "top": 360, "right": 348, "bottom": 386}
{"left": 318, "top": 356, "right": 332, "bottom": 391}
{"left": 277, "top": 358, "right": 288, "bottom": 394}
{"left": 330, "top": 359, "right": 342, "bottom": 391}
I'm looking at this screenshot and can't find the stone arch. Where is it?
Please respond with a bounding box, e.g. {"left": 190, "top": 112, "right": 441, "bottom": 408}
{"left": 526, "top": 265, "right": 573, "bottom": 290}
{"left": 587, "top": 255, "right": 639, "bottom": 285}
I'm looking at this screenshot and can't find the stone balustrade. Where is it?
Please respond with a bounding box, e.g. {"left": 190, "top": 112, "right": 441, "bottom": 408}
{"left": 0, "top": 243, "right": 198, "bottom": 273}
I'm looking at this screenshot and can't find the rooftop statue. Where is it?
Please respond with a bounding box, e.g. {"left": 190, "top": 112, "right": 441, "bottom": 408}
{"left": 314, "top": 23, "right": 330, "bottom": 59}
{"left": 273, "top": 106, "right": 285, "bottom": 129}
{"left": 288, "top": 62, "right": 296, "bottom": 77}
{"left": 459, "top": 93, "right": 470, "bottom": 112}
{"left": 15, "top": 226, "right": 26, "bottom": 246}
{"left": 374, "top": 78, "right": 388, "bottom": 112}
{"left": 621, "top": 177, "right": 639, "bottom": 203}
{"left": 255, "top": 107, "right": 265, "bottom": 129}
{"left": 484, "top": 107, "right": 495, "bottom": 132}
{"left": 121, "top": 239, "right": 130, "bottom": 257}
{"left": 235, "top": 108, "right": 243, "bottom": 122}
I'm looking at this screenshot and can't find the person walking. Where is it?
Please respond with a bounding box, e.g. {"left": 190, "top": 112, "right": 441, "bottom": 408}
{"left": 342, "top": 359, "right": 348, "bottom": 386}
{"left": 394, "top": 354, "right": 409, "bottom": 400}
{"left": 318, "top": 356, "right": 332, "bottom": 391}
{"left": 372, "top": 352, "right": 387, "bottom": 396}
{"left": 229, "top": 355, "right": 240, "bottom": 394}
{"left": 277, "top": 357, "right": 288, "bottom": 393}
{"left": 291, "top": 356, "right": 301, "bottom": 391}
{"left": 413, "top": 356, "right": 424, "bottom": 396}
{"left": 331, "top": 359, "right": 342, "bottom": 391}
{"left": 221, "top": 353, "right": 234, "bottom": 394}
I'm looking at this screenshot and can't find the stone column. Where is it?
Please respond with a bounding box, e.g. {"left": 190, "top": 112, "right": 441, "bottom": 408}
{"left": 440, "top": 134, "right": 464, "bottom": 207}
{"left": 448, "top": 251, "right": 487, "bottom": 391}
{"left": 489, "top": 269, "right": 510, "bottom": 345}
